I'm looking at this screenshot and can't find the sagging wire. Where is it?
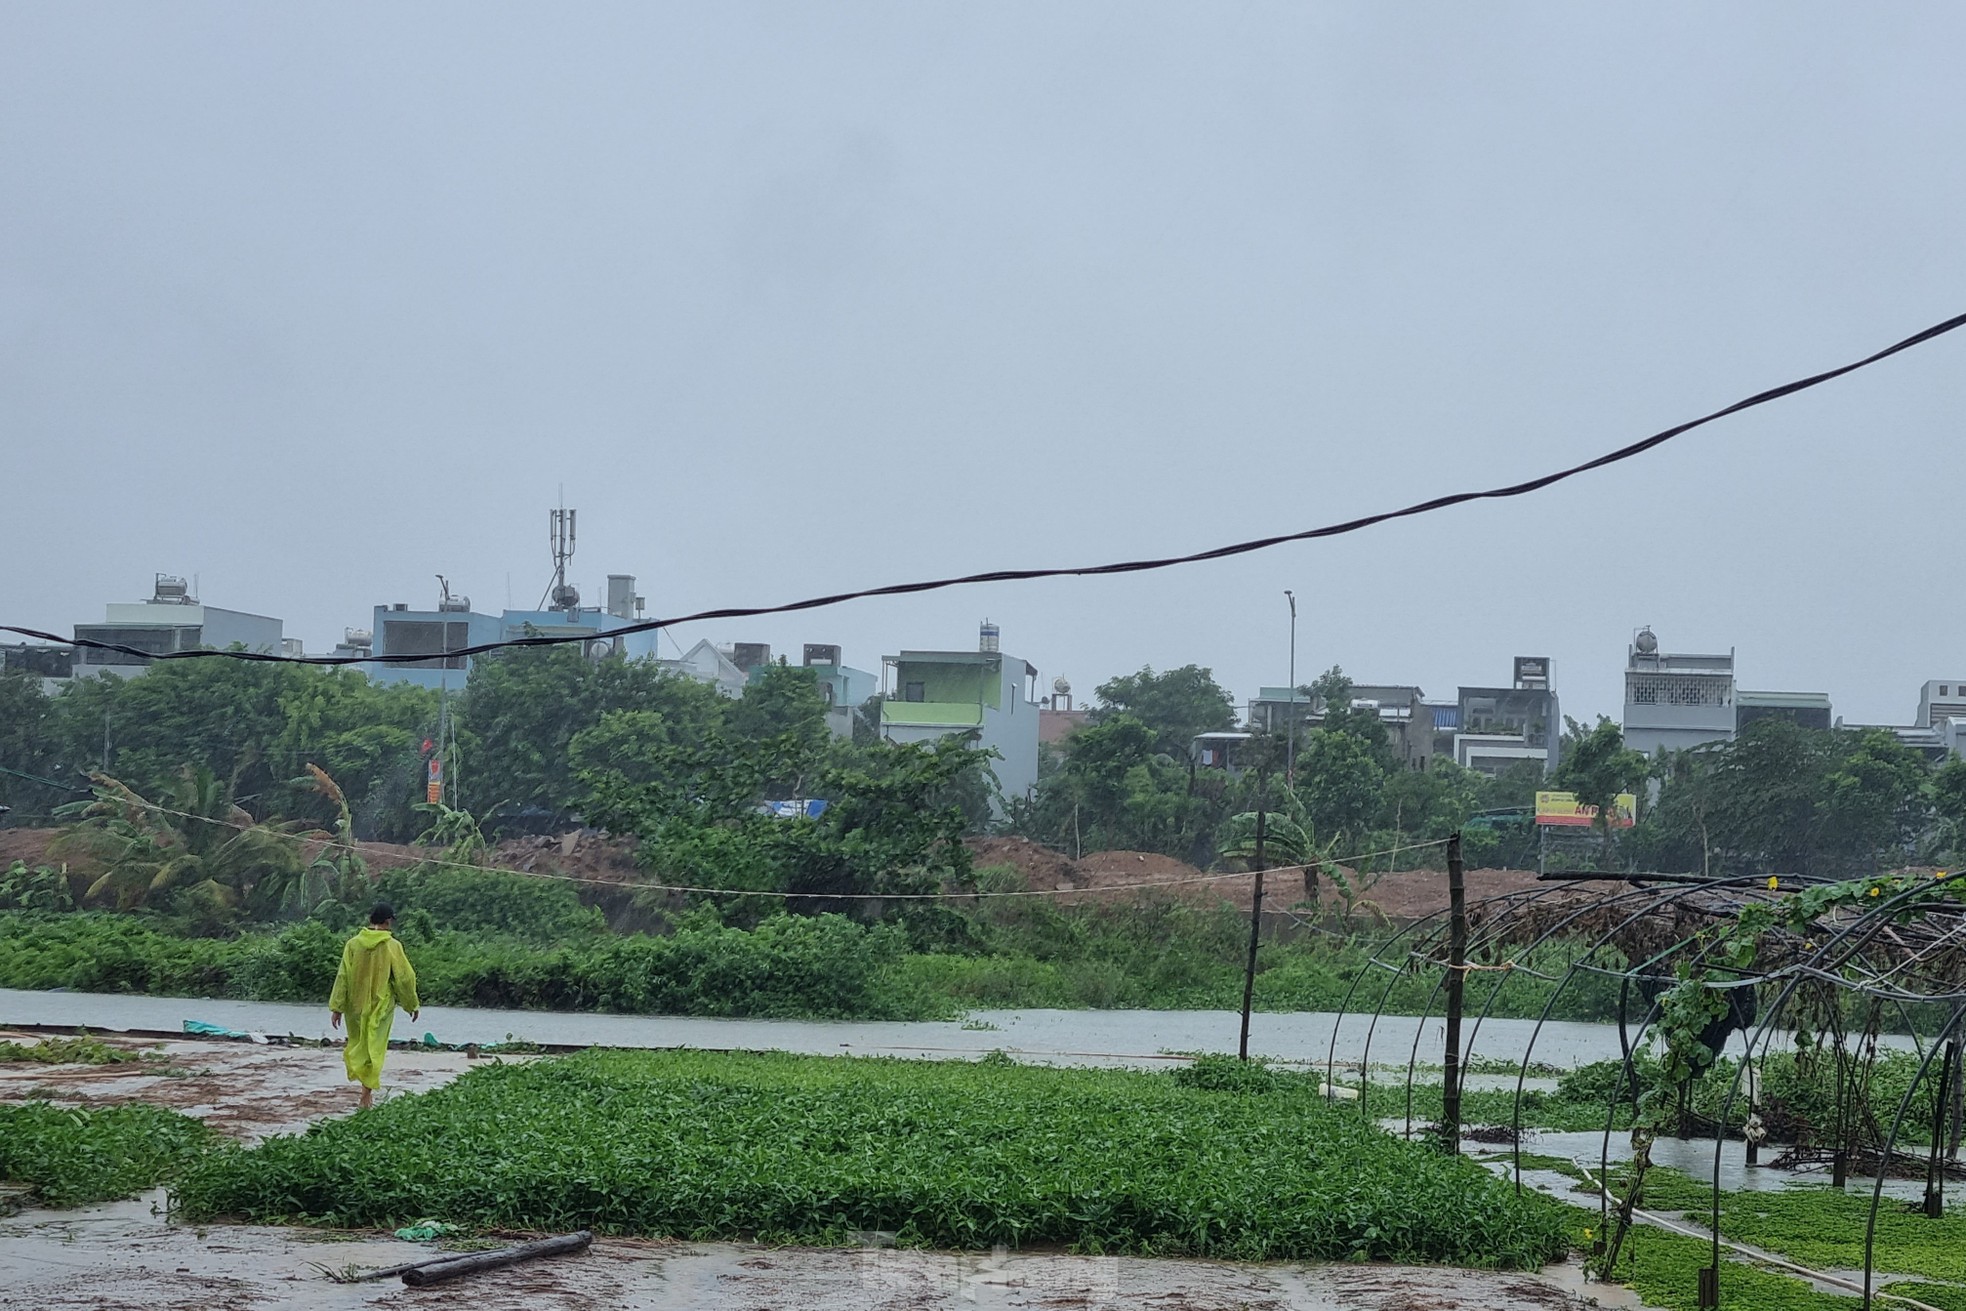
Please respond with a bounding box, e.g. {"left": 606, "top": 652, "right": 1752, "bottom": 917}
{"left": 9, "top": 308, "right": 1965, "bottom": 668}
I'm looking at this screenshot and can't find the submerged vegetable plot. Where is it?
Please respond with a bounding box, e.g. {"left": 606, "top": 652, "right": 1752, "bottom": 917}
{"left": 174, "top": 1049, "right": 1568, "bottom": 1266}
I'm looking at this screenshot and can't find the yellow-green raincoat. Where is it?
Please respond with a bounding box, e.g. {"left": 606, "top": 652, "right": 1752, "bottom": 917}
{"left": 328, "top": 927, "right": 420, "bottom": 1090}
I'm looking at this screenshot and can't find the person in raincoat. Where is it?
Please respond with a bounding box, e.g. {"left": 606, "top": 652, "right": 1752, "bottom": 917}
{"left": 328, "top": 903, "right": 420, "bottom": 1109}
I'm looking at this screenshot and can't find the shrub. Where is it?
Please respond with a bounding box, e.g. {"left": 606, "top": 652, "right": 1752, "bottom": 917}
{"left": 0, "top": 861, "right": 75, "bottom": 912}
{"left": 227, "top": 920, "right": 344, "bottom": 1002}
{"left": 368, "top": 863, "right": 606, "bottom": 942}
{"left": 1173, "top": 1053, "right": 1284, "bottom": 1093}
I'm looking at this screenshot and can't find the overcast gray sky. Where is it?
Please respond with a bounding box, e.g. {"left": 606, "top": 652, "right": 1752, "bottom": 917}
{"left": 3, "top": 4, "right": 1962, "bottom": 727}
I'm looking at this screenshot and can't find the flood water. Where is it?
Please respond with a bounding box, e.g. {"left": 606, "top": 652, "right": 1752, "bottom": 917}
{"left": 0, "top": 985, "right": 1866, "bottom": 1073}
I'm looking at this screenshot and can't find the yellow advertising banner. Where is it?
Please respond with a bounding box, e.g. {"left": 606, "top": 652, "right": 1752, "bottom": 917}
{"left": 1534, "top": 790, "right": 1637, "bottom": 828}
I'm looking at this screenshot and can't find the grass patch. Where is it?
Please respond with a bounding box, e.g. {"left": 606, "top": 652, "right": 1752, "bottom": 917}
{"left": 1606, "top": 1223, "right": 1856, "bottom": 1311}
{"left": 0, "top": 1102, "right": 213, "bottom": 1207}
{"left": 174, "top": 1049, "right": 1571, "bottom": 1266}
{"left": 1624, "top": 1165, "right": 1966, "bottom": 1285}
{"left": 0, "top": 1032, "right": 148, "bottom": 1065}
{"left": 1566, "top": 1164, "right": 1966, "bottom": 1308}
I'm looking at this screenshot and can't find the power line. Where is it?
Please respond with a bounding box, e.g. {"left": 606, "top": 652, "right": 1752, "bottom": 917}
{"left": 0, "top": 763, "right": 89, "bottom": 795}
{"left": 7, "top": 307, "right": 1964, "bottom": 668}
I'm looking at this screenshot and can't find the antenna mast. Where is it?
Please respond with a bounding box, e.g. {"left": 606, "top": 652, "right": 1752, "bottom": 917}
{"left": 541, "top": 506, "right": 581, "bottom": 617}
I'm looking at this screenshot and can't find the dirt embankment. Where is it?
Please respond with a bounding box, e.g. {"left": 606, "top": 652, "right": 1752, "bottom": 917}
{"left": 0, "top": 828, "right": 58, "bottom": 870}
{"left": 10, "top": 819, "right": 1576, "bottom": 925}
{"left": 964, "top": 836, "right": 1567, "bottom": 921}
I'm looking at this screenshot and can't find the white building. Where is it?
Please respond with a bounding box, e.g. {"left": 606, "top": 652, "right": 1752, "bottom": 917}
{"left": 1622, "top": 628, "right": 1735, "bottom": 756}
{"left": 72, "top": 576, "right": 283, "bottom": 678}
{"left": 658, "top": 639, "right": 750, "bottom": 698}
{"left": 1917, "top": 681, "right": 1966, "bottom": 729}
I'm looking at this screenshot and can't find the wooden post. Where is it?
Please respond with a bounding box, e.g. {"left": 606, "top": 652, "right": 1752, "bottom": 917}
{"left": 1951, "top": 1038, "right": 1966, "bottom": 1166}
{"left": 1745, "top": 1052, "right": 1759, "bottom": 1166}
{"left": 1239, "top": 801, "right": 1267, "bottom": 1061}
{"left": 401, "top": 1231, "right": 593, "bottom": 1286}
{"left": 1440, "top": 831, "right": 1466, "bottom": 1154}
{"left": 1928, "top": 1040, "right": 1957, "bottom": 1219}
{"left": 1832, "top": 1036, "right": 1851, "bottom": 1189}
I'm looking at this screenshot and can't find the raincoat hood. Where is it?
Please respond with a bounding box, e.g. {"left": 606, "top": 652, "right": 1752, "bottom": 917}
{"left": 352, "top": 927, "right": 394, "bottom": 951}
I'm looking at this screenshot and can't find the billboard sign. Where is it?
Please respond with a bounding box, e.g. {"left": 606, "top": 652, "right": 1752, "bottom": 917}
{"left": 1534, "top": 790, "right": 1636, "bottom": 828}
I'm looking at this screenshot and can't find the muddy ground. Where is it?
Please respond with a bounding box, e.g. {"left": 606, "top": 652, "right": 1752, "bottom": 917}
{"left": 0, "top": 1033, "right": 1633, "bottom": 1310}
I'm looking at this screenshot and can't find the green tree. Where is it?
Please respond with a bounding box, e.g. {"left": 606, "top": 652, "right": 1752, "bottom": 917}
{"left": 17, "top": 662, "right": 438, "bottom": 841}
{"left": 1475, "top": 758, "right": 1549, "bottom": 812}
{"left": 1550, "top": 716, "right": 1648, "bottom": 864}
{"left": 725, "top": 663, "right": 834, "bottom": 798}
{"left": 778, "top": 738, "right": 986, "bottom": 902}
{"left": 1305, "top": 667, "right": 1397, "bottom": 768}
{"left": 1633, "top": 723, "right": 1935, "bottom": 878}
{"left": 728, "top": 663, "right": 829, "bottom": 745}
{"left": 459, "top": 649, "right": 719, "bottom": 830}
{"left": 588, "top": 734, "right": 990, "bottom": 919}
{"left": 1932, "top": 756, "right": 1966, "bottom": 861}
{"left": 1817, "top": 729, "right": 1930, "bottom": 872}
{"left": 0, "top": 673, "right": 78, "bottom": 824}
{"left": 264, "top": 668, "right": 438, "bottom": 839}
{"left": 1093, "top": 665, "right": 1237, "bottom": 758}
{"left": 1293, "top": 728, "right": 1386, "bottom": 844}
{"left": 1021, "top": 714, "right": 1224, "bottom": 860}
{"left": 1631, "top": 746, "right": 1724, "bottom": 876}
{"left": 1703, "top": 719, "right": 1832, "bottom": 875}
{"left": 1375, "top": 757, "right": 1485, "bottom": 839}
{"left": 48, "top": 660, "right": 298, "bottom": 809}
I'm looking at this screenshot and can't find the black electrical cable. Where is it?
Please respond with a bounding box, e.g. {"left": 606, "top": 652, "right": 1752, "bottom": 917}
{"left": 8, "top": 307, "right": 1965, "bottom": 667}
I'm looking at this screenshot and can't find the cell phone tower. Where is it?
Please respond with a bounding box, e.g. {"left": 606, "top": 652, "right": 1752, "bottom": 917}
{"left": 542, "top": 504, "right": 580, "bottom": 617}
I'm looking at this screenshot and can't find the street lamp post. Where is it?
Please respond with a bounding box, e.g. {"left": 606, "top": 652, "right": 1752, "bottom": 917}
{"left": 1284, "top": 590, "right": 1297, "bottom": 789}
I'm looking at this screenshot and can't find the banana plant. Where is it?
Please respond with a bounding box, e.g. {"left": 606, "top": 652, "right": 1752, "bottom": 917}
{"left": 52, "top": 767, "right": 302, "bottom": 912}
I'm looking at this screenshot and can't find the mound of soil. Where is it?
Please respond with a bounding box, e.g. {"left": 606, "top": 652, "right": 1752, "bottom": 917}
{"left": 966, "top": 836, "right": 1079, "bottom": 891}
{"left": 0, "top": 829, "right": 58, "bottom": 870}
{"left": 493, "top": 831, "right": 645, "bottom": 886}
{"left": 961, "top": 834, "right": 1573, "bottom": 920}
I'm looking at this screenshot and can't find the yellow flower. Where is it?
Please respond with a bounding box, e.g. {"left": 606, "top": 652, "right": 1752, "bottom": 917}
{"left": 1937, "top": 871, "right": 1951, "bottom": 881}
{"left": 1583, "top": 1227, "right": 1595, "bottom": 1241}
{"left": 1767, "top": 876, "right": 1779, "bottom": 890}
{"left": 1869, "top": 886, "right": 1882, "bottom": 897}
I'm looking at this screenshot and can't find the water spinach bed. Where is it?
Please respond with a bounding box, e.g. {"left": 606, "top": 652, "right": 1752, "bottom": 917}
{"left": 172, "top": 1049, "right": 1569, "bottom": 1267}
{"left": 0, "top": 1102, "right": 212, "bottom": 1207}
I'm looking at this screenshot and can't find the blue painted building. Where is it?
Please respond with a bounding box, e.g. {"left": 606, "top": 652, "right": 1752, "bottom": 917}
{"left": 363, "top": 575, "right": 659, "bottom": 688}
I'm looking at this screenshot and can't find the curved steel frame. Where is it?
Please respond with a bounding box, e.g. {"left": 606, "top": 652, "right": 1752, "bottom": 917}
{"left": 1313, "top": 863, "right": 1966, "bottom": 1310}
